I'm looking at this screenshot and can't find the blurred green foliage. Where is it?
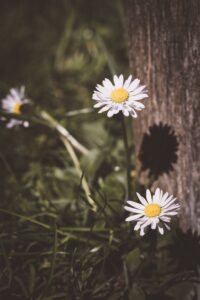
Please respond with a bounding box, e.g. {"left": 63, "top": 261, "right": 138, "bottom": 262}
{"left": 0, "top": 1, "right": 199, "bottom": 299}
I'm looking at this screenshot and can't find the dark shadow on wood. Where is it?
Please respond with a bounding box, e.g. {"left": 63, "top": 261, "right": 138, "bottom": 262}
{"left": 139, "top": 123, "right": 178, "bottom": 179}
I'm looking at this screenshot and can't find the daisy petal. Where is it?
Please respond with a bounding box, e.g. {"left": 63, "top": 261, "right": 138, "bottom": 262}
{"left": 140, "top": 228, "right": 145, "bottom": 236}
{"left": 126, "top": 201, "right": 144, "bottom": 210}
{"left": 125, "top": 214, "right": 143, "bottom": 222}
{"left": 130, "top": 94, "right": 148, "bottom": 101}
{"left": 146, "top": 189, "right": 152, "bottom": 203}
{"left": 130, "top": 109, "right": 137, "bottom": 118}
{"left": 98, "top": 105, "right": 111, "bottom": 113}
{"left": 131, "top": 85, "right": 147, "bottom": 96}
{"left": 127, "top": 79, "right": 140, "bottom": 92}
{"left": 158, "top": 226, "right": 164, "bottom": 235}
{"left": 102, "top": 78, "right": 114, "bottom": 91}
{"left": 123, "top": 75, "right": 132, "bottom": 89}
{"left": 124, "top": 206, "right": 143, "bottom": 214}
{"left": 136, "top": 192, "right": 148, "bottom": 205}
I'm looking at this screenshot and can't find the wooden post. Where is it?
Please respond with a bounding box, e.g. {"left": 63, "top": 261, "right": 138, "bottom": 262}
{"left": 126, "top": 0, "right": 200, "bottom": 233}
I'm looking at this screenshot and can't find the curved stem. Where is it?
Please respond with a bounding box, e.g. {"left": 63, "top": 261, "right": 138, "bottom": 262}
{"left": 39, "top": 110, "right": 97, "bottom": 211}
{"left": 121, "top": 114, "right": 132, "bottom": 199}
{"left": 40, "top": 110, "right": 89, "bottom": 155}
{"left": 60, "top": 136, "right": 96, "bottom": 211}
{"left": 35, "top": 111, "right": 97, "bottom": 211}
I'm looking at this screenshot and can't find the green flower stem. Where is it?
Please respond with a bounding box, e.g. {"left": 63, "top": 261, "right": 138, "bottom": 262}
{"left": 121, "top": 114, "right": 132, "bottom": 199}
{"left": 39, "top": 111, "right": 97, "bottom": 212}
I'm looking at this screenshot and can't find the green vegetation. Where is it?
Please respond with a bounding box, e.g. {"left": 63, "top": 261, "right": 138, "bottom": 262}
{"left": 0, "top": 1, "right": 198, "bottom": 299}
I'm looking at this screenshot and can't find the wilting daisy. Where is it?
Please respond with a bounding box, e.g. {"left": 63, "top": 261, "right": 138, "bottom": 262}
{"left": 92, "top": 74, "right": 148, "bottom": 118}
{"left": 1, "top": 86, "right": 29, "bottom": 128}
{"left": 124, "top": 188, "right": 180, "bottom": 236}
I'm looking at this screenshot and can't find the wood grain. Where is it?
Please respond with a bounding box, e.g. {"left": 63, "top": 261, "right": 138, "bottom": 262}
{"left": 126, "top": 0, "right": 200, "bottom": 233}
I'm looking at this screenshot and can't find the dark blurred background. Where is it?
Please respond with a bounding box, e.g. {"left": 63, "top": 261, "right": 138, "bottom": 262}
{"left": 0, "top": 0, "right": 129, "bottom": 210}
{"left": 0, "top": 2, "right": 133, "bottom": 299}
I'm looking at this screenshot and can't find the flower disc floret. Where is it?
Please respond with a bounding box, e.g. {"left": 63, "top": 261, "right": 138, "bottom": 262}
{"left": 144, "top": 203, "right": 161, "bottom": 217}
{"left": 111, "top": 88, "right": 129, "bottom": 103}
{"left": 13, "top": 102, "right": 21, "bottom": 114}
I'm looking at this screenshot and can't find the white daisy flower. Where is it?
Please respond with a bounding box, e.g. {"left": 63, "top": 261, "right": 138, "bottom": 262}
{"left": 92, "top": 74, "right": 148, "bottom": 118}
{"left": 124, "top": 188, "right": 180, "bottom": 236}
{"left": 1, "top": 86, "right": 29, "bottom": 128}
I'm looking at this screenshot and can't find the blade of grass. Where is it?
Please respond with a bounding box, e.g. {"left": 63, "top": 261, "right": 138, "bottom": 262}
{"left": 0, "top": 209, "right": 96, "bottom": 245}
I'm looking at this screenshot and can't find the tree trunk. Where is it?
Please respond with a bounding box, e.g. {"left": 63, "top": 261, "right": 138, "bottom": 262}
{"left": 126, "top": 0, "right": 200, "bottom": 233}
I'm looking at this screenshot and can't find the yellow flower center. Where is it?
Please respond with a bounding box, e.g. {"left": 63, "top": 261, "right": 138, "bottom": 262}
{"left": 13, "top": 102, "right": 21, "bottom": 114}
{"left": 111, "top": 88, "right": 129, "bottom": 103}
{"left": 144, "top": 203, "right": 161, "bottom": 218}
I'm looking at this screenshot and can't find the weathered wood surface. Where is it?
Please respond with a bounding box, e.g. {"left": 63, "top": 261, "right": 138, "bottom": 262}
{"left": 126, "top": 0, "right": 200, "bottom": 233}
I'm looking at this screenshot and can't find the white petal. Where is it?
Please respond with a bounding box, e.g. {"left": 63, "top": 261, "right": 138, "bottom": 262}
{"left": 131, "top": 85, "right": 147, "bottom": 95}
{"left": 161, "top": 194, "right": 173, "bottom": 205}
{"left": 126, "top": 201, "right": 145, "bottom": 210}
{"left": 146, "top": 189, "right": 152, "bottom": 203}
{"left": 113, "top": 75, "right": 119, "bottom": 87}
{"left": 141, "top": 218, "right": 152, "bottom": 229}
{"left": 10, "top": 88, "right": 20, "bottom": 100}
{"left": 107, "top": 108, "right": 116, "bottom": 118}
{"left": 162, "top": 204, "right": 180, "bottom": 213}
{"left": 129, "top": 94, "right": 148, "bottom": 101}
{"left": 6, "top": 119, "right": 22, "bottom": 128}
{"left": 153, "top": 188, "right": 161, "bottom": 203}
{"left": 136, "top": 192, "right": 148, "bottom": 206}
{"left": 98, "top": 105, "right": 112, "bottom": 113}
{"left": 134, "top": 221, "right": 142, "bottom": 231}
{"left": 151, "top": 218, "right": 159, "bottom": 229}
{"left": 112, "top": 105, "right": 121, "bottom": 114}
{"left": 158, "top": 226, "right": 164, "bottom": 235}
{"left": 102, "top": 78, "right": 114, "bottom": 92}
{"left": 122, "top": 108, "right": 130, "bottom": 117}
{"left": 92, "top": 93, "right": 101, "bottom": 101}
{"left": 124, "top": 206, "right": 143, "bottom": 214}
{"left": 125, "top": 214, "right": 143, "bottom": 222}
{"left": 96, "top": 84, "right": 110, "bottom": 96}
{"left": 162, "top": 197, "right": 176, "bottom": 208}
{"left": 162, "top": 211, "right": 178, "bottom": 216}
{"left": 140, "top": 228, "right": 145, "bottom": 236}
{"left": 132, "top": 101, "right": 145, "bottom": 109}
{"left": 164, "top": 223, "right": 170, "bottom": 230}
{"left": 127, "top": 79, "right": 140, "bottom": 92}
{"left": 155, "top": 188, "right": 161, "bottom": 198}
{"left": 130, "top": 109, "right": 137, "bottom": 118}
{"left": 123, "top": 75, "right": 132, "bottom": 89}
{"left": 93, "top": 102, "right": 106, "bottom": 108}
{"left": 118, "top": 74, "right": 124, "bottom": 88}
{"left": 160, "top": 216, "right": 171, "bottom": 222}
{"left": 160, "top": 192, "right": 169, "bottom": 204}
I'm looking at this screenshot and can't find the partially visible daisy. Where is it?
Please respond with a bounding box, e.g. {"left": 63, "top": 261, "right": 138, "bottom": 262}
{"left": 124, "top": 188, "right": 180, "bottom": 236}
{"left": 1, "top": 86, "right": 29, "bottom": 128}
{"left": 92, "top": 74, "right": 148, "bottom": 118}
